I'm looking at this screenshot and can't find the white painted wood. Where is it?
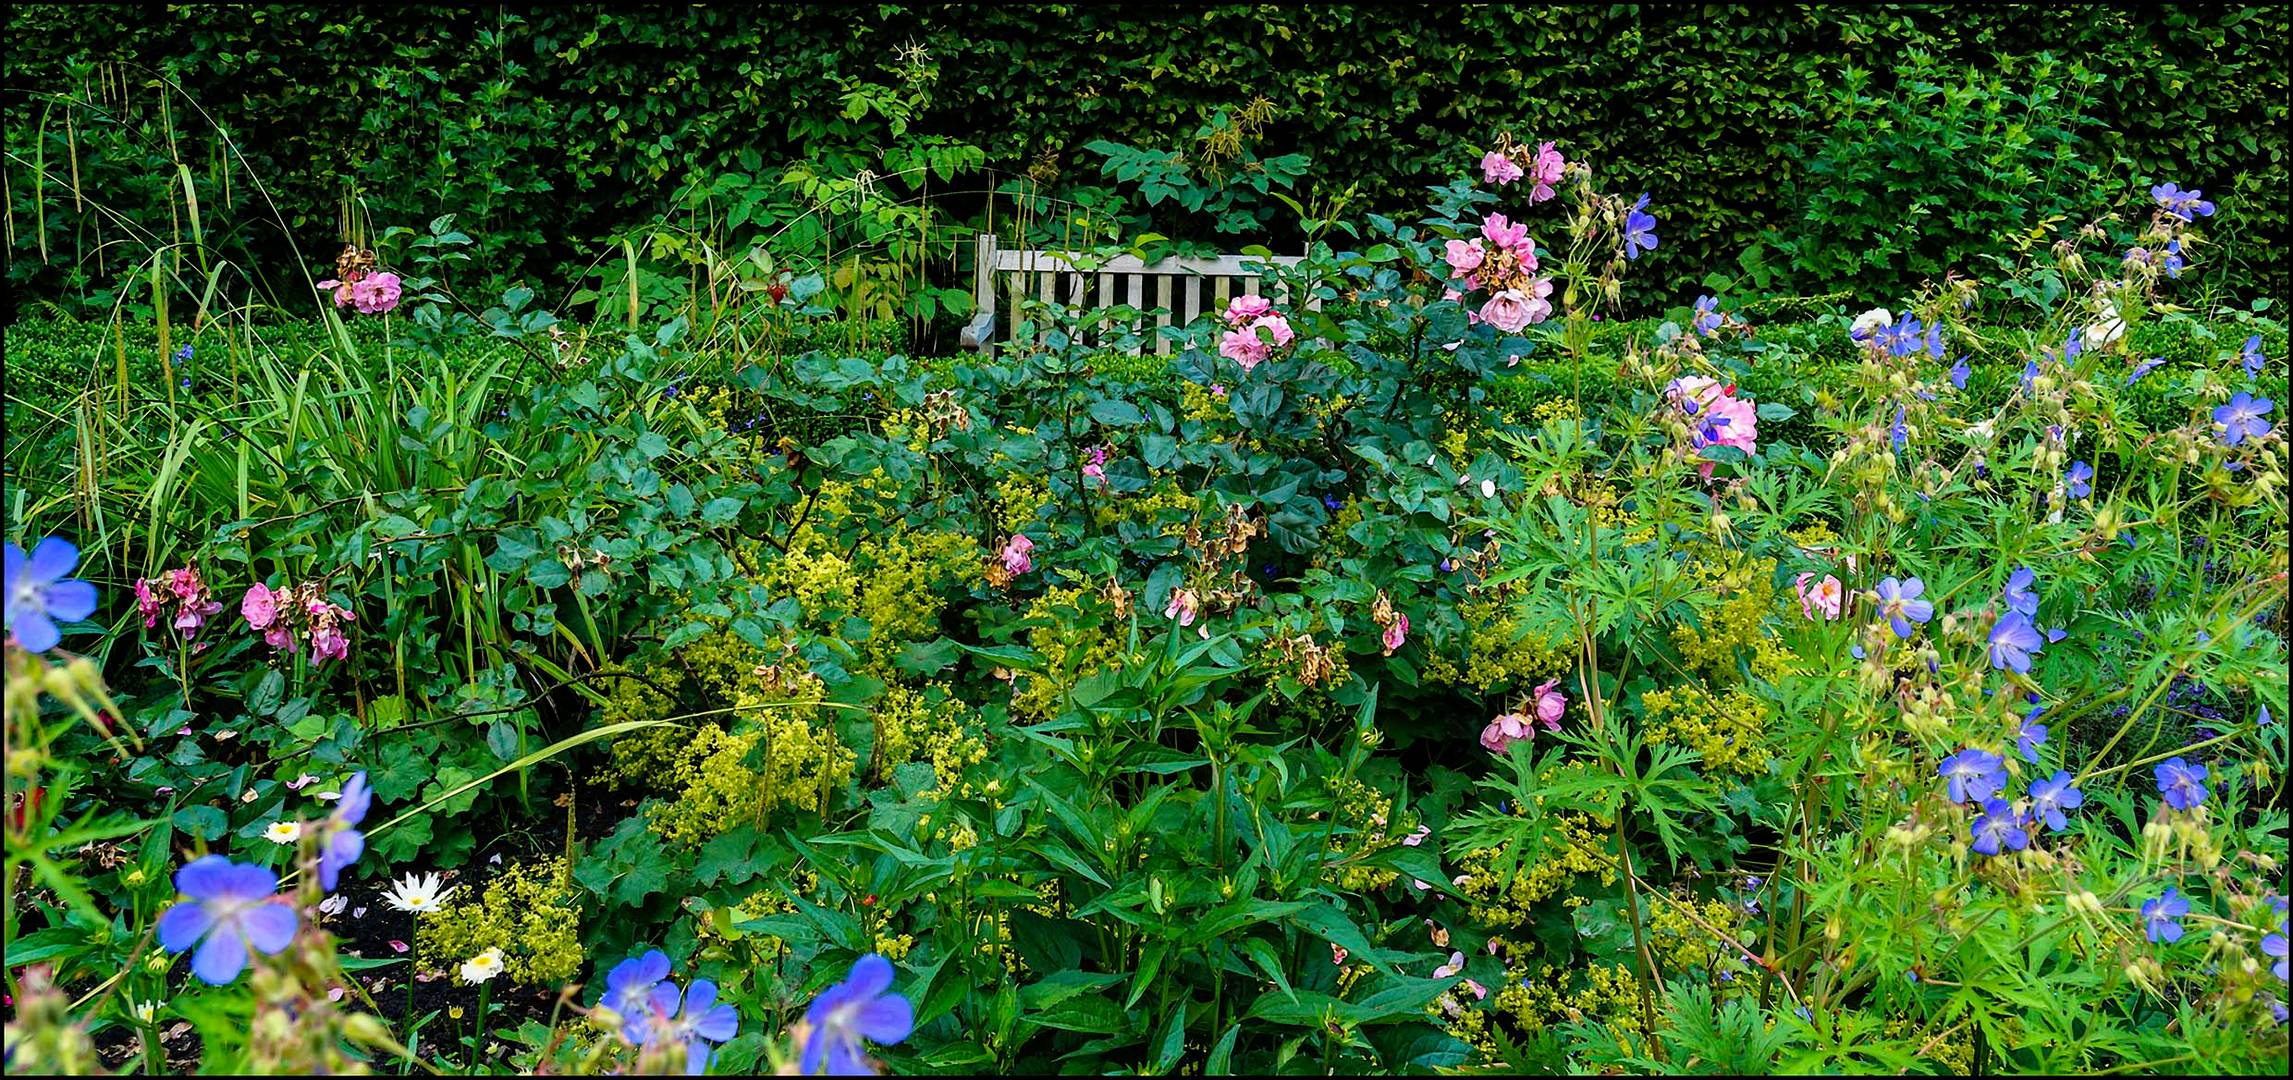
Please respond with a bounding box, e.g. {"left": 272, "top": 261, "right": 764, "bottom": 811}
{"left": 965, "top": 234, "right": 1308, "bottom": 353}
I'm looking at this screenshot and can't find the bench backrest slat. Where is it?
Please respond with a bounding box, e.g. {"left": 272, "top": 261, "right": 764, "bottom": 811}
{"left": 963, "top": 233, "right": 1313, "bottom": 355}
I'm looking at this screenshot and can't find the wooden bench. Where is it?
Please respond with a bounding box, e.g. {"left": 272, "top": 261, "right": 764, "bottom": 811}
{"left": 958, "top": 232, "right": 1317, "bottom": 355}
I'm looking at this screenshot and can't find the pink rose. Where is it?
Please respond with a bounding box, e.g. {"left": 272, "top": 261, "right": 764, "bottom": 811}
{"left": 1532, "top": 679, "right": 1566, "bottom": 731}
{"left": 1794, "top": 573, "right": 1844, "bottom": 621}
{"left": 242, "top": 584, "right": 280, "bottom": 630}
{"left": 317, "top": 278, "right": 355, "bottom": 307}
{"left": 1224, "top": 294, "right": 1274, "bottom": 326}
{"left": 351, "top": 272, "right": 403, "bottom": 315}
{"left": 1481, "top": 151, "right": 1524, "bottom": 186}
{"left": 1479, "top": 213, "right": 1529, "bottom": 256}
{"left": 1443, "top": 238, "right": 1486, "bottom": 277}
{"left": 1479, "top": 290, "right": 1534, "bottom": 334}
{"left": 1248, "top": 313, "right": 1295, "bottom": 349}
{"left": 1668, "top": 377, "right": 1761, "bottom": 465}
{"left": 1219, "top": 328, "right": 1270, "bottom": 371}
{"left": 1381, "top": 612, "right": 1409, "bottom": 655}
{"left": 266, "top": 625, "right": 298, "bottom": 652}
{"left": 1480, "top": 712, "right": 1533, "bottom": 754}
{"left": 999, "top": 534, "right": 1034, "bottom": 576}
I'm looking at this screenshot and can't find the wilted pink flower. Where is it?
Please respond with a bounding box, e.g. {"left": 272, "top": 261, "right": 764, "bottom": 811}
{"left": 1164, "top": 587, "right": 1200, "bottom": 627}
{"left": 1402, "top": 824, "right": 1431, "bottom": 847}
{"left": 1381, "top": 612, "right": 1409, "bottom": 655}
{"left": 312, "top": 625, "right": 350, "bottom": 663}
{"left": 1434, "top": 951, "right": 1466, "bottom": 979}
{"left": 1794, "top": 573, "right": 1844, "bottom": 621}
{"left": 1532, "top": 679, "right": 1566, "bottom": 731}
{"left": 317, "top": 278, "right": 356, "bottom": 307}
{"left": 1528, "top": 141, "right": 1566, "bottom": 203}
{"left": 1082, "top": 445, "right": 1109, "bottom": 486}
{"left": 135, "top": 578, "right": 165, "bottom": 628}
{"left": 999, "top": 534, "right": 1034, "bottom": 576}
{"left": 1481, "top": 151, "right": 1524, "bottom": 186}
{"left": 242, "top": 584, "right": 280, "bottom": 630}
{"left": 1443, "top": 238, "right": 1486, "bottom": 277}
{"left": 1480, "top": 213, "right": 1530, "bottom": 257}
{"left": 1224, "top": 294, "right": 1275, "bottom": 326}
{"left": 1480, "top": 711, "right": 1534, "bottom": 754}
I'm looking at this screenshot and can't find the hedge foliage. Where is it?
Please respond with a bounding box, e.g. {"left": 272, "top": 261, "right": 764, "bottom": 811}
{"left": 3, "top": 4, "right": 2287, "bottom": 318}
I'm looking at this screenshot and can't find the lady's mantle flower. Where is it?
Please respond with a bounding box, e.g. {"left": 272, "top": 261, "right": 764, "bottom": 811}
{"left": 1621, "top": 194, "right": 1658, "bottom": 260}
{"left": 156, "top": 856, "right": 298, "bottom": 985}
{"left": 4, "top": 538, "right": 98, "bottom": 654}
{"left": 1795, "top": 573, "right": 1843, "bottom": 621}
{"left": 1988, "top": 612, "right": 2046, "bottom": 674}
{"left": 2026, "top": 770, "right": 2084, "bottom": 832}
{"left": 1873, "top": 576, "right": 1933, "bottom": 639}
{"left": 382, "top": 871, "right": 455, "bottom": 914}
{"left": 264, "top": 822, "right": 301, "bottom": 845}
{"left": 459, "top": 947, "right": 505, "bottom": 985}
{"left": 801, "top": 953, "right": 914, "bottom": 1076}
{"left": 318, "top": 772, "right": 371, "bottom": 891}
{"left": 1939, "top": 748, "right": 2009, "bottom": 805}
{"left": 1970, "top": 798, "right": 2029, "bottom": 856}
{"left": 2141, "top": 887, "right": 2190, "bottom": 943}
{"left": 2212, "top": 392, "right": 2275, "bottom": 446}
{"left": 2154, "top": 757, "right": 2210, "bottom": 811}
{"left": 643, "top": 977, "right": 740, "bottom": 1074}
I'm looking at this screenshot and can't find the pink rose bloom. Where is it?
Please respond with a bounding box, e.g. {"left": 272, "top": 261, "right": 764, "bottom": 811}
{"left": 1532, "top": 678, "right": 1566, "bottom": 731}
{"left": 134, "top": 579, "right": 164, "bottom": 628}
{"left": 1481, "top": 151, "right": 1524, "bottom": 186}
{"left": 266, "top": 625, "right": 298, "bottom": 652}
{"left": 242, "top": 584, "right": 280, "bottom": 630}
{"left": 1381, "top": 612, "right": 1409, "bottom": 655}
{"left": 1479, "top": 213, "right": 1529, "bottom": 256}
{"left": 1164, "top": 587, "right": 1199, "bottom": 627}
{"left": 166, "top": 567, "right": 205, "bottom": 602}
{"left": 999, "top": 534, "right": 1034, "bottom": 576}
{"left": 1219, "top": 328, "right": 1270, "bottom": 371}
{"left": 1794, "top": 573, "right": 1844, "bottom": 621}
{"left": 317, "top": 278, "right": 355, "bottom": 307}
{"left": 1248, "top": 313, "right": 1295, "bottom": 349}
{"left": 1480, "top": 712, "right": 1534, "bottom": 754}
{"left": 1479, "top": 290, "right": 1535, "bottom": 334}
{"left": 1442, "top": 287, "right": 1465, "bottom": 303}
{"left": 1224, "top": 294, "right": 1275, "bottom": 326}
{"left": 352, "top": 272, "right": 403, "bottom": 315}
{"left": 1443, "top": 238, "right": 1486, "bottom": 277}
{"left": 1528, "top": 141, "right": 1566, "bottom": 203}
{"left": 1668, "top": 376, "right": 1761, "bottom": 459}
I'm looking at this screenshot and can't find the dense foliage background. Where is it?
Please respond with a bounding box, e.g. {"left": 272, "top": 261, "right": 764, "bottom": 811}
{"left": 6, "top": 3, "right": 2289, "bottom": 327}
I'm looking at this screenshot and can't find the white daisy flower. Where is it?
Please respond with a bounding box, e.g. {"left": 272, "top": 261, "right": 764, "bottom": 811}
{"left": 458, "top": 946, "right": 505, "bottom": 985}
{"left": 383, "top": 872, "right": 456, "bottom": 914}
{"left": 264, "top": 821, "right": 302, "bottom": 845}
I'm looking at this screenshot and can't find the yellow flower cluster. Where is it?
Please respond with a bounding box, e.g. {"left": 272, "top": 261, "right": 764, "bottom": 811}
{"left": 993, "top": 471, "right": 1053, "bottom": 535}
{"left": 632, "top": 723, "right": 763, "bottom": 843}
{"left": 1641, "top": 684, "right": 1773, "bottom": 777}
{"left": 1453, "top": 812, "right": 1619, "bottom": 928}
{"left": 1321, "top": 775, "right": 1402, "bottom": 893}
{"left": 847, "top": 530, "right": 978, "bottom": 678}
{"left": 1884, "top": 1016, "right": 1973, "bottom": 1074}
{"left": 1091, "top": 482, "right": 1198, "bottom": 534}
{"left": 871, "top": 683, "right": 989, "bottom": 794}
{"left": 1177, "top": 381, "right": 1228, "bottom": 426}
{"left": 1480, "top": 960, "right": 1648, "bottom": 1053}
{"left": 1010, "top": 586, "right": 1130, "bottom": 722}
{"left": 1668, "top": 549, "right": 1792, "bottom": 680}
{"left": 1646, "top": 895, "right": 1752, "bottom": 984}
{"left": 598, "top": 664, "right": 682, "bottom": 728}
{"left": 1427, "top": 594, "right": 1568, "bottom": 694}
{"left": 415, "top": 859, "right": 584, "bottom": 985}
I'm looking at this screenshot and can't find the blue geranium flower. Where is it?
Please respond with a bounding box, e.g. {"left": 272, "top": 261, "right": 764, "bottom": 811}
{"left": 2155, "top": 756, "right": 2210, "bottom": 811}
{"left": 1889, "top": 405, "right": 1908, "bottom": 450}
{"left": 1939, "top": 748, "right": 2009, "bottom": 805}
{"left": 2128, "top": 357, "right": 2165, "bottom": 384}
{"left": 1948, "top": 356, "right": 1970, "bottom": 390}
{"left": 2064, "top": 461, "right": 2092, "bottom": 499}
{"left": 4, "top": 538, "right": 100, "bottom": 654}
{"left": 2016, "top": 709, "right": 2049, "bottom": 763}
{"left": 2003, "top": 566, "right": 2040, "bottom": 619}
{"left": 2213, "top": 392, "right": 2275, "bottom": 446}
{"left": 644, "top": 978, "right": 740, "bottom": 1074}
{"left": 1692, "top": 295, "right": 1722, "bottom": 337}
{"left": 2150, "top": 183, "right": 2215, "bottom": 219}
{"left": 603, "top": 950, "right": 673, "bottom": 1044}
{"left": 156, "top": 856, "right": 298, "bottom": 985}
{"left": 2242, "top": 334, "right": 2266, "bottom": 380}
{"left": 1874, "top": 576, "right": 1933, "bottom": 640}
{"left": 802, "top": 953, "right": 914, "bottom": 1076}
{"left": 2026, "top": 770, "right": 2083, "bottom": 832}
{"left": 1622, "top": 194, "right": 1658, "bottom": 260}
{"left": 1988, "top": 612, "right": 2045, "bottom": 674}
{"left": 1969, "top": 798, "right": 2029, "bottom": 856}
{"left": 2142, "top": 887, "right": 2191, "bottom": 943}
{"left": 317, "top": 772, "right": 371, "bottom": 891}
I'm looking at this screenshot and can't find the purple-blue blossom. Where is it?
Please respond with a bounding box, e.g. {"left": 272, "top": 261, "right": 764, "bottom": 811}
{"left": 2128, "top": 357, "right": 2165, "bottom": 384}
{"left": 603, "top": 950, "right": 673, "bottom": 1044}
{"left": 1988, "top": 612, "right": 2045, "bottom": 674}
{"left": 1939, "top": 748, "right": 2009, "bottom": 805}
{"left": 2004, "top": 567, "right": 2040, "bottom": 619}
{"left": 1874, "top": 576, "right": 1933, "bottom": 640}
{"left": 2017, "top": 708, "right": 2049, "bottom": 763}
{"left": 2026, "top": 770, "right": 2083, "bottom": 832}
{"left": 4, "top": 538, "right": 100, "bottom": 655}
{"left": 2243, "top": 334, "right": 2266, "bottom": 379}
{"left": 644, "top": 978, "right": 740, "bottom": 1074}
{"left": 317, "top": 771, "right": 371, "bottom": 892}
{"left": 1622, "top": 194, "right": 1658, "bottom": 260}
{"left": 2142, "top": 887, "right": 2191, "bottom": 944}
{"left": 156, "top": 856, "right": 299, "bottom": 985}
{"left": 2212, "top": 392, "right": 2274, "bottom": 446}
{"left": 2065, "top": 461, "right": 2092, "bottom": 499}
{"left": 2155, "top": 756, "right": 2210, "bottom": 811}
{"left": 1949, "top": 357, "right": 1970, "bottom": 390}
{"left": 1889, "top": 405, "right": 1908, "bottom": 450}
{"left": 1693, "top": 295, "right": 1722, "bottom": 337}
{"left": 802, "top": 953, "right": 915, "bottom": 1076}
{"left": 2150, "top": 183, "right": 2216, "bottom": 219}
{"left": 1969, "top": 798, "right": 2029, "bottom": 856}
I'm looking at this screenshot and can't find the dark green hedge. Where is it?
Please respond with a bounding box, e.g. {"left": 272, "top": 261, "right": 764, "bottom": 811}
{"left": 4, "top": 4, "right": 2286, "bottom": 320}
